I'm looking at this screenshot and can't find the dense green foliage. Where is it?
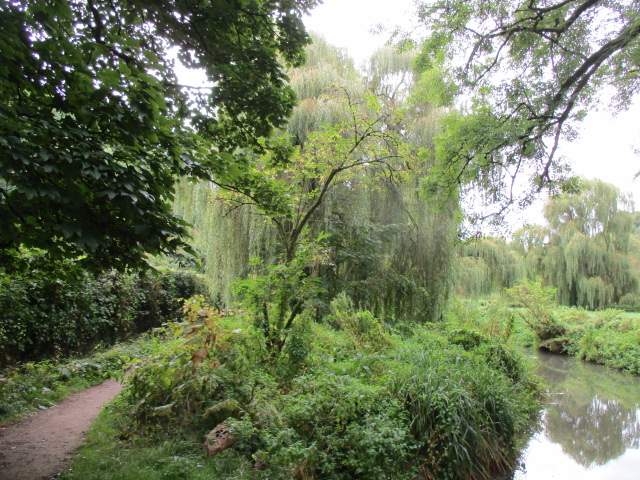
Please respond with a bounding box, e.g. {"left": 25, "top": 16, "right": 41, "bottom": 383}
{"left": 62, "top": 296, "right": 540, "bottom": 480}
{"left": 175, "top": 38, "right": 460, "bottom": 331}
{"left": 0, "top": 252, "right": 206, "bottom": 366}
{"left": 453, "top": 238, "right": 523, "bottom": 297}
{"left": 560, "top": 309, "right": 640, "bottom": 375}
{"left": 0, "top": 0, "right": 316, "bottom": 267}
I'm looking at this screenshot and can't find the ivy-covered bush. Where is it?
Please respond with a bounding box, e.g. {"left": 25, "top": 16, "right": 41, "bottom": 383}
{"left": 0, "top": 255, "right": 207, "bottom": 366}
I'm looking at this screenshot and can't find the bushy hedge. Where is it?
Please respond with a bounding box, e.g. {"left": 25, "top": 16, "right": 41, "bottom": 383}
{"left": 0, "top": 258, "right": 207, "bottom": 366}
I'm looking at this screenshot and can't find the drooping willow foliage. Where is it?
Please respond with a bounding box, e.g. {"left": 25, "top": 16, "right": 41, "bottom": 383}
{"left": 174, "top": 36, "right": 460, "bottom": 322}
{"left": 454, "top": 180, "right": 639, "bottom": 309}
{"left": 308, "top": 40, "right": 459, "bottom": 322}
{"left": 453, "top": 238, "right": 524, "bottom": 297}
{"left": 173, "top": 181, "right": 277, "bottom": 304}
{"left": 316, "top": 165, "right": 459, "bottom": 322}
{"left": 540, "top": 180, "right": 638, "bottom": 309}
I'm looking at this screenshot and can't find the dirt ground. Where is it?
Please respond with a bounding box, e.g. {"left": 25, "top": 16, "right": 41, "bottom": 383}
{"left": 0, "top": 380, "right": 122, "bottom": 480}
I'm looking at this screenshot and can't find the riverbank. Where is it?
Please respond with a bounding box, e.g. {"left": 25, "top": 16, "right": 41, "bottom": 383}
{"left": 554, "top": 309, "right": 640, "bottom": 375}
{"left": 447, "top": 296, "right": 640, "bottom": 376}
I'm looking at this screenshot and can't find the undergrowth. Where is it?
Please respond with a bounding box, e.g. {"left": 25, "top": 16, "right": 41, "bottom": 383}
{"left": 64, "top": 295, "right": 541, "bottom": 480}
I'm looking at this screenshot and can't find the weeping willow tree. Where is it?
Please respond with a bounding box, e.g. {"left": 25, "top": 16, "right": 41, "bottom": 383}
{"left": 173, "top": 181, "right": 277, "bottom": 304}
{"left": 174, "top": 36, "right": 461, "bottom": 325}
{"left": 452, "top": 237, "right": 524, "bottom": 297}
{"left": 306, "top": 41, "right": 461, "bottom": 322}
{"left": 622, "top": 214, "right": 640, "bottom": 309}
{"left": 172, "top": 38, "right": 358, "bottom": 304}
{"left": 539, "top": 179, "right": 638, "bottom": 309}
{"left": 456, "top": 182, "right": 640, "bottom": 309}
{"left": 511, "top": 224, "right": 549, "bottom": 281}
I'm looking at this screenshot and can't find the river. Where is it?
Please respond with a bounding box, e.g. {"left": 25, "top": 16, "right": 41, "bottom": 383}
{"left": 515, "top": 351, "right": 640, "bottom": 479}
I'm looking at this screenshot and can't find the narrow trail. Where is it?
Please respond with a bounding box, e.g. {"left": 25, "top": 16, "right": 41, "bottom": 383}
{"left": 0, "top": 379, "right": 122, "bottom": 480}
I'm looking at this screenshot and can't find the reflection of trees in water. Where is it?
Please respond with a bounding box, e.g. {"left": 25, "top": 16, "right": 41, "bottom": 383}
{"left": 537, "top": 352, "right": 640, "bottom": 468}
{"left": 545, "top": 396, "right": 640, "bottom": 467}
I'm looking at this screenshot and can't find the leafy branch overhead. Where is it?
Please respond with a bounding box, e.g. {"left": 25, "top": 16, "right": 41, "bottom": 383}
{"left": 418, "top": 0, "right": 640, "bottom": 219}
{"left": 0, "top": 0, "right": 317, "bottom": 268}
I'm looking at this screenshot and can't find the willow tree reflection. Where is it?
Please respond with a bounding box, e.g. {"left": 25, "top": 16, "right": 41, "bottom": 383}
{"left": 536, "top": 352, "right": 640, "bottom": 468}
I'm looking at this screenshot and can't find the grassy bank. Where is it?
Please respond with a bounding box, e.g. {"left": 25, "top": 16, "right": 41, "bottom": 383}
{"left": 557, "top": 309, "right": 640, "bottom": 374}
{"left": 63, "top": 297, "right": 541, "bottom": 480}
{"left": 448, "top": 290, "right": 640, "bottom": 375}
{"left": 62, "top": 402, "right": 242, "bottom": 480}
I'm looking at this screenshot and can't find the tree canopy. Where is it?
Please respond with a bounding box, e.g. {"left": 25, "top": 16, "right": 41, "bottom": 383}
{"left": 454, "top": 179, "right": 639, "bottom": 309}
{"left": 417, "top": 0, "right": 640, "bottom": 218}
{"left": 542, "top": 178, "right": 637, "bottom": 308}
{"left": 0, "top": 0, "right": 316, "bottom": 268}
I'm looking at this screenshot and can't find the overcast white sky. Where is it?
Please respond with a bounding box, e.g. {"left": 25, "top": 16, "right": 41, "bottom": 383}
{"left": 304, "top": 0, "right": 640, "bottom": 226}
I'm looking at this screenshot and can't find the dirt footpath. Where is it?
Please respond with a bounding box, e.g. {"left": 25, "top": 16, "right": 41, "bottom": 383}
{"left": 0, "top": 380, "right": 122, "bottom": 480}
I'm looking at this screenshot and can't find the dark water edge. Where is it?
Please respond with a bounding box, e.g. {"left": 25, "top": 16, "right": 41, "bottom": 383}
{"left": 513, "top": 351, "right": 640, "bottom": 480}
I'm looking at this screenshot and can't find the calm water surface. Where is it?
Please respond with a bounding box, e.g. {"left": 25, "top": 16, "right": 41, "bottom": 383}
{"left": 515, "top": 352, "right": 640, "bottom": 480}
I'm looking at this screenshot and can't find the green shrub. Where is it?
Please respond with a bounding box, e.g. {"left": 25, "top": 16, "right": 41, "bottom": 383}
{"left": 134, "top": 269, "right": 208, "bottom": 332}
{"left": 562, "top": 310, "right": 640, "bottom": 375}
{"left": 259, "top": 375, "right": 416, "bottom": 480}
{"left": 446, "top": 327, "right": 528, "bottom": 384}
{"left": 125, "top": 303, "right": 268, "bottom": 431}
{"left": 326, "top": 292, "right": 390, "bottom": 349}
{"left": 506, "top": 280, "right": 566, "bottom": 342}
{"left": 0, "top": 255, "right": 207, "bottom": 366}
{"left": 445, "top": 297, "right": 536, "bottom": 349}
{"left": 277, "top": 314, "right": 312, "bottom": 380}
{"left": 388, "top": 330, "right": 539, "bottom": 480}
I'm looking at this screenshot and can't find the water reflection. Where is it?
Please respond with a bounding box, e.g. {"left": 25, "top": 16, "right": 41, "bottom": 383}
{"left": 516, "top": 352, "right": 640, "bottom": 479}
